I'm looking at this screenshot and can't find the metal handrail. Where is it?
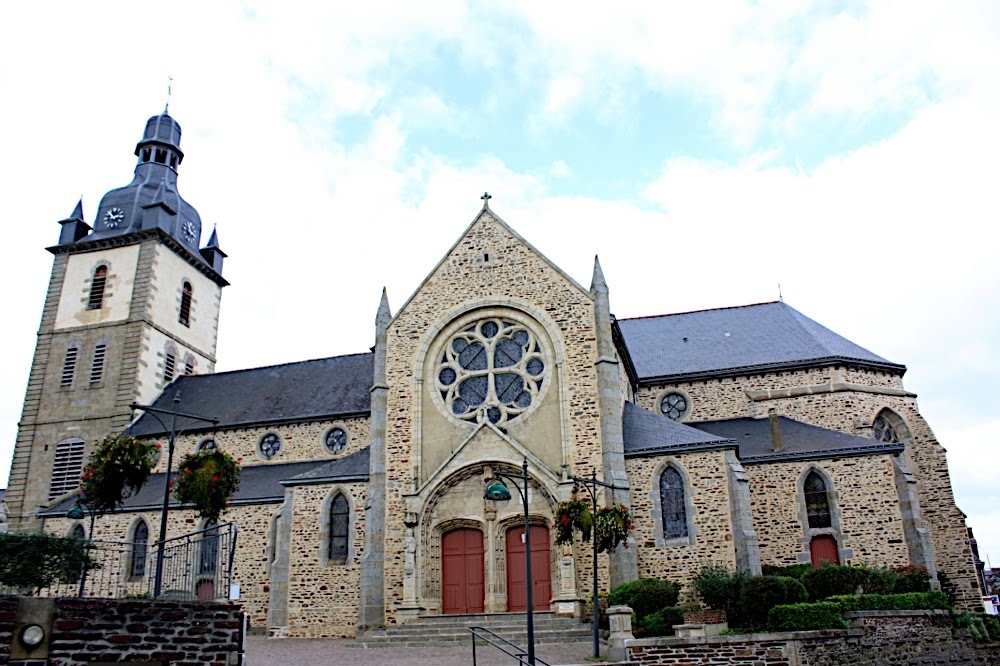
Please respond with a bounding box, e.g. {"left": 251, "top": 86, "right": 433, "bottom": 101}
{"left": 468, "top": 626, "right": 551, "bottom": 666}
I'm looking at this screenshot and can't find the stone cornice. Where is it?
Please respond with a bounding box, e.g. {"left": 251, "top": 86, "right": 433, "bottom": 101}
{"left": 746, "top": 381, "right": 916, "bottom": 402}
{"left": 637, "top": 357, "right": 906, "bottom": 386}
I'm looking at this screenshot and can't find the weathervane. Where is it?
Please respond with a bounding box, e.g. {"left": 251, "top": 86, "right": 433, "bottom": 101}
{"left": 164, "top": 76, "right": 174, "bottom": 113}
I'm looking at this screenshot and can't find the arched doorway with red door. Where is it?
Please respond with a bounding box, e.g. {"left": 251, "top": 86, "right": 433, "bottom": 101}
{"left": 505, "top": 524, "right": 552, "bottom": 612}
{"left": 441, "top": 527, "right": 485, "bottom": 614}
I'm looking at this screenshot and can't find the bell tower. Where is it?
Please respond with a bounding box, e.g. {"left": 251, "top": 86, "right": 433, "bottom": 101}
{"left": 5, "top": 111, "right": 228, "bottom": 530}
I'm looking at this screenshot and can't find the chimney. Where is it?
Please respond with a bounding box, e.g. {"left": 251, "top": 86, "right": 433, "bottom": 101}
{"left": 769, "top": 409, "right": 783, "bottom": 452}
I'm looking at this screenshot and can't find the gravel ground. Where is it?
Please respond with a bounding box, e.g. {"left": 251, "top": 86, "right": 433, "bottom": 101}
{"left": 245, "top": 637, "right": 602, "bottom": 665}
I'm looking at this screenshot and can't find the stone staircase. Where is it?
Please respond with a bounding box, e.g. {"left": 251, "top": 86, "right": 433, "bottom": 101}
{"left": 353, "top": 611, "right": 594, "bottom": 648}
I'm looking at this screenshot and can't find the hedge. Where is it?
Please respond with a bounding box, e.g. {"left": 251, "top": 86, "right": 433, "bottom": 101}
{"left": 768, "top": 602, "right": 847, "bottom": 631}
{"left": 739, "top": 576, "right": 808, "bottom": 629}
{"left": 801, "top": 565, "right": 897, "bottom": 600}
{"left": 826, "top": 590, "right": 951, "bottom": 613}
{"left": 607, "top": 577, "right": 680, "bottom": 622}
{"left": 637, "top": 605, "right": 702, "bottom": 637}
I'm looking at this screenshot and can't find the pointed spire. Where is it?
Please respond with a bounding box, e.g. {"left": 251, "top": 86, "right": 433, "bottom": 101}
{"left": 376, "top": 288, "right": 392, "bottom": 326}
{"left": 590, "top": 255, "right": 608, "bottom": 294}
{"left": 69, "top": 197, "right": 85, "bottom": 221}
{"left": 206, "top": 225, "right": 221, "bottom": 248}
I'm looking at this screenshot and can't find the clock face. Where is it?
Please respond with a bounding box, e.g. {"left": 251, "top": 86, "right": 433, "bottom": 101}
{"left": 182, "top": 221, "right": 196, "bottom": 241}
{"left": 104, "top": 207, "right": 125, "bottom": 228}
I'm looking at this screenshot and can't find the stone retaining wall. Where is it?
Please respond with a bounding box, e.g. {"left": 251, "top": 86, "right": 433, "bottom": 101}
{"left": 0, "top": 596, "right": 244, "bottom": 665}
{"left": 626, "top": 610, "right": 994, "bottom": 665}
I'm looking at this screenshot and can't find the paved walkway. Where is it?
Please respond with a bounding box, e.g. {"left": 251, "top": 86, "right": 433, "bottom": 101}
{"left": 245, "top": 637, "right": 600, "bottom": 665}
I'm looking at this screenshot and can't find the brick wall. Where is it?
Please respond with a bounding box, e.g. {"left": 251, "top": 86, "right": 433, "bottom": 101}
{"left": 0, "top": 596, "right": 244, "bottom": 666}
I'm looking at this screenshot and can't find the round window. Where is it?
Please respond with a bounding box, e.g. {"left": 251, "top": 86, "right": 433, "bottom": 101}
{"left": 659, "top": 392, "right": 689, "bottom": 420}
{"left": 259, "top": 433, "right": 282, "bottom": 459}
{"left": 436, "top": 317, "right": 546, "bottom": 426}
{"left": 198, "top": 438, "right": 217, "bottom": 452}
{"left": 325, "top": 427, "right": 348, "bottom": 453}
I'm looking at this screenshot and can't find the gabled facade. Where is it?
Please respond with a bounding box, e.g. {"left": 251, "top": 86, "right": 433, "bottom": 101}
{"left": 22, "top": 111, "right": 983, "bottom": 639}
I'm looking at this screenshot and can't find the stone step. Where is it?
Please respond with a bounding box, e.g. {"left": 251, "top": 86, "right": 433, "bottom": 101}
{"left": 384, "top": 618, "right": 581, "bottom": 633}
{"left": 351, "top": 628, "right": 594, "bottom": 648}
{"left": 353, "top": 613, "right": 593, "bottom": 648}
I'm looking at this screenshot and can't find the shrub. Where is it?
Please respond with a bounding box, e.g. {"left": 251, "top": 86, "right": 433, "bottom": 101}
{"left": 739, "top": 576, "right": 808, "bottom": 629}
{"left": 954, "top": 613, "right": 989, "bottom": 642}
{"left": 608, "top": 577, "right": 680, "bottom": 621}
{"left": 826, "top": 590, "right": 951, "bottom": 612}
{"left": 767, "top": 602, "right": 847, "bottom": 631}
{"left": 761, "top": 563, "right": 813, "bottom": 579}
{"left": 0, "top": 532, "right": 98, "bottom": 594}
{"left": 891, "top": 565, "right": 931, "bottom": 593}
{"left": 692, "top": 564, "right": 750, "bottom": 627}
{"left": 636, "top": 605, "right": 701, "bottom": 637}
{"left": 801, "top": 565, "right": 898, "bottom": 600}
{"left": 981, "top": 614, "right": 1000, "bottom": 642}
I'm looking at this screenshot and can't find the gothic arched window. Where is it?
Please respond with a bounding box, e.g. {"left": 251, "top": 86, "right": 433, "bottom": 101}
{"left": 87, "top": 266, "right": 108, "bottom": 310}
{"left": 329, "top": 494, "right": 350, "bottom": 564}
{"left": 873, "top": 414, "right": 899, "bottom": 443}
{"left": 199, "top": 520, "right": 219, "bottom": 575}
{"left": 130, "top": 520, "right": 149, "bottom": 578}
{"left": 179, "top": 281, "right": 192, "bottom": 326}
{"left": 659, "top": 465, "right": 688, "bottom": 539}
{"left": 70, "top": 524, "right": 86, "bottom": 540}
{"left": 804, "top": 471, "right": 832, "bottom": 529}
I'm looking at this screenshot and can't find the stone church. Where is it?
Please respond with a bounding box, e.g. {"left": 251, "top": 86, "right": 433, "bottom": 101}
{"left": 4, "top": 110, "right": 982, "bottom": 637}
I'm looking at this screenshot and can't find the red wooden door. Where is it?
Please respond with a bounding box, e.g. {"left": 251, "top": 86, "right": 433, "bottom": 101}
{"left": 441, "top": 528, "right": 485, "bottom": 614}
{"left": 810, "top": 535, "right": 840, "bottom": 567}
{"left": 506, "top": 525, "right": 551, "bottom": 612}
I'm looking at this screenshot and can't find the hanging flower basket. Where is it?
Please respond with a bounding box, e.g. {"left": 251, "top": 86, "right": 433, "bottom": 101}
{"left": 594, "top": 503, "right": 634, "bottom": 554}
{"left": 80, "top": 434, "right": 160, "bottom": 515}
{"left": 173, "top": 450, "right": 241, "bottom": 521}
{"left": 554, "top": 497, "right": 593, "bottom": 545}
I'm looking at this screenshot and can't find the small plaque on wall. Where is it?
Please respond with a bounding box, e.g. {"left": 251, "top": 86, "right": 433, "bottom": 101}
{"left": 558, "top": 602, "right": 575, "bottom": 614}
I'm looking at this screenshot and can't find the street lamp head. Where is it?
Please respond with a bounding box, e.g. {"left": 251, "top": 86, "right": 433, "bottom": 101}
{"left": 484, "top": 479, "right": 512, "bottom": 503}
{"left": 67, "top": 506, "right": 84, "bottom": 520}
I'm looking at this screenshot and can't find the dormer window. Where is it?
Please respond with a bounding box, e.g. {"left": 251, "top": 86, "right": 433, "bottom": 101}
{"left": 87, "top": 266, "right": 108, "bottom": 310}
{"left": 155, "top": 148, "right": 167, "bottom": 164}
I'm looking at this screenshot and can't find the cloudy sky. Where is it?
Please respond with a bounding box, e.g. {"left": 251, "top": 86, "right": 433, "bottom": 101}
{"left": 1, "top": 2, "right": 997, "bottom": 563}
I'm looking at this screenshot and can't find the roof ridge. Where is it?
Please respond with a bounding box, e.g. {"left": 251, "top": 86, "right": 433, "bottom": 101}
{"left": 198, "top": 351, "right": 373, "bottom": 379}
{"left": 619, "top": 300, "right": 781, "bottom": 322}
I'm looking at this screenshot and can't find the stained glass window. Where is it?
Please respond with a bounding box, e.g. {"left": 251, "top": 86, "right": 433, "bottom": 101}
{"left": 130, "top": 521, "right": 149, "bottom": 578}
{"left": 872, "top": 415, "right": 899, "bottom": 443}
{"left": 329, "top": 494, "right": 350, "bottom": 564}
{"left": 660, "top": 393, "right": 689, "bottom": 420}
{"left": 437, "top": 318, "right": 546, "bottom": 425}
{"left": 805, "top": 471, "right": 832, "bottom": 528}
{"left": 660, "top": 466, "right": 688, "bottom": 539}
{"left": 325, "top": 427, "right": 348, "bottom": 453}
{"left": 260, "top": 433, "right": 281, "bottom": 459}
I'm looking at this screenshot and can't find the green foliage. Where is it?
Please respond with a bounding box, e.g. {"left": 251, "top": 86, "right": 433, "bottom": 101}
{"left": 891, "top": 565, "right": 931, "bottom": 593}
{"left": 767, "top": 601, "right": 848, "bottom": 632}
{"left": 981, "top": 614, "right": 1000, "bottom": 642}
{"left": 80, "top": 434, "right": 159, "bottom": 516}
{"left": 608, "top": 577, "right": 680, "bottom": 621}
{"left": 173, "top": 449, "right": 241, "bottom": 521}
{"left": 594, "top": 504, "right": 634, "bottom": 554}
{"left": 692, "top": 563, "right": 750, "bottom": 626}
{"left": 636, "top": 605, "right": 701, "bottom": 637}
{"left": 826, "top": 590, "right": 951, "bottom": 612}
{"left": 554, "top": 498, "right": 592, "bottom": 545}
{"left": 761, "top": 563, "right": 813, "bottom": 579}
{"left": 954, "top": 613, "right": 989, "bottom": 642}
{"left": 801, "top": 565, "right": 899, "bottom": 601}
{"left": 739, "top": 576, "right": 808, "bottom": 629}
{"left": 0, "top": 532, "right": 99, "bottom": 594}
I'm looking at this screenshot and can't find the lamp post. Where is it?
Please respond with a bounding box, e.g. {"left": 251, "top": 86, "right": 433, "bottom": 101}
{"left": 484, "top": 458, "right": 536, "bottom": 666}
{"left": 130, "top": 390, "right": 218, "bottom": 597}
{"left": 571, "top": 469, "right": 627, "bottom": 660}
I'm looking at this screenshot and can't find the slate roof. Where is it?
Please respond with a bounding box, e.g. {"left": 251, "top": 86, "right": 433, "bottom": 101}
{"left": 622, "top": 402, "right": 735, "bottom": 456}
{"left": 128, "top": 353, "right": 373, "bottom": 436}
{"left": 40, "top": 448, "right": 370, "bottom": 517}
{"left": 689, "top": 416, "right": 904, "bottom": 464}
{"left": 617, "top": 301, "right": 903, "bottom": 382}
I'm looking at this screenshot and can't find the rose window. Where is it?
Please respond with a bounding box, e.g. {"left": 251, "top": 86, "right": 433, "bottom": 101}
{"left": 437, "top": 318, "right": 546, "bottom": 425}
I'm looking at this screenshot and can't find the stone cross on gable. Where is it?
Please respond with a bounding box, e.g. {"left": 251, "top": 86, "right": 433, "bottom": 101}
{"left": 481, "top": 192, "right": 492, "bottom": 204}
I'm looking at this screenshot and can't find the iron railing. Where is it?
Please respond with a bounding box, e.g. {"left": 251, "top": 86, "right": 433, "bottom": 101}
{"left": 469, "top": 626, "right": 551, "bottom": 666}
{"left": 1, "top": 523, "right": 237, "bottom": 601}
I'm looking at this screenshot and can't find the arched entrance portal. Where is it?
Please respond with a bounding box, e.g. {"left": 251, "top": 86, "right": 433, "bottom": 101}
{"left": 505, "top": 525, "right": 551, "bottom": 612}
{"left": 441, "top": 528, "right": 485, "bottom": 614}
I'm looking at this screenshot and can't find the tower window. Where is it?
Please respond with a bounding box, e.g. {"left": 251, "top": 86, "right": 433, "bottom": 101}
{"left": 155, "top": 148, "right": 167, "bottom": 164}
{"left": 184, "top": 355, "right": 195, "bottom": 375}
{"left": 179, "top": 282, "right": 192, "bottom": 326}
{"left": 659, "top": 465, "right": 688, "bottom": 539}
{"left": 804, "top": 471, "right": 832, "bottom": 529}
{"left": 130, "top": 520, "right": 149, "bottom": 578}
{"left": 329, "top": 494, "right": 350, "bottom": 564}
{"left": 90, "top": 341, "right": 107, "bottom": 384}
{"left": 141, "top": 148, "right": 151, "bottom": 162}
{"left": 61, "top": 344, "right": 79, "bottom": 388}
{"left": 164, "top": 351, "right": 176, "bottom": 384}
{"left": 49, "top": 437, "right": 85, "bottom": 500}
{"left": 87, "top": 266, "right": 108, "bottom": 310}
